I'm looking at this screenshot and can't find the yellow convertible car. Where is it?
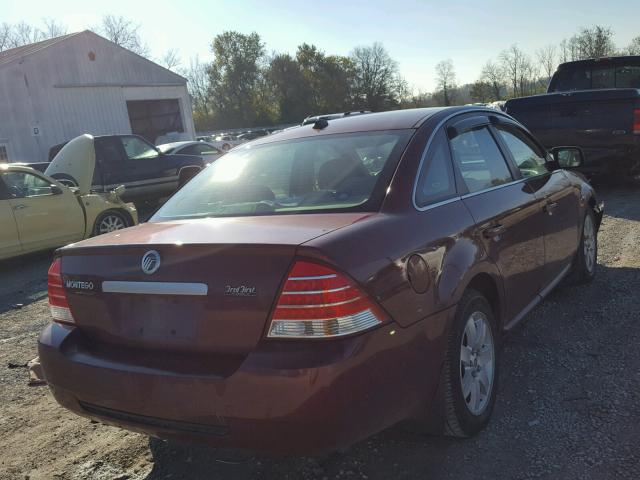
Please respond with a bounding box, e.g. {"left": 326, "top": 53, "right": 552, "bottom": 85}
{"left": 1, "top": 135, "right": 137, "bottom": 261}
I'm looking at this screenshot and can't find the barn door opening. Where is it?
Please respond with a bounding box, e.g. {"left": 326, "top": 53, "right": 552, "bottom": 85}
{"left": 126, "top": 99, "right": 184, "bottom": 145}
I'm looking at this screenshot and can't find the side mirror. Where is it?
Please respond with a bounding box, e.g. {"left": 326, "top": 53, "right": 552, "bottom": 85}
{"left": 50, "top": 185, "right": 63, "bottom": 195}
{"left": 551, "top": 147, "right": 583, "bottom": 169}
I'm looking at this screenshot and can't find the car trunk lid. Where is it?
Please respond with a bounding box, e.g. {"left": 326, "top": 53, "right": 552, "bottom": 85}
{"left": 59, "top": 214, "right": 371, "bottom": 355}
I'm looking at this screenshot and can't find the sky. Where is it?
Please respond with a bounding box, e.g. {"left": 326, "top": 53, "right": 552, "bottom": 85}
{"left": 3, "top": 0, "right": 640, "bottom": 91}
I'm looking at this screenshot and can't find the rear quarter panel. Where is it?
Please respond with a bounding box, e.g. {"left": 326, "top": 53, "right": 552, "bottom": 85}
{"left": 299, "top": 202, "right": 502, "bottom": 330}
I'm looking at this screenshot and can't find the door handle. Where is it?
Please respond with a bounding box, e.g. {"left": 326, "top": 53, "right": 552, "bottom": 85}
{"left": 13, "top": 204, "right": 29, "bottom": 210}
{"left": 482, "top": 224, "right": 506, "bottom": 239}
{"left": 544, "top": 201, "right": 559, "bottom": 215}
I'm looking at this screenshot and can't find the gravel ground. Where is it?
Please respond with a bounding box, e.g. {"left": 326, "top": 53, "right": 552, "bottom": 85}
{"left": 1, "top": 186, "right": 639, "bottom": 480}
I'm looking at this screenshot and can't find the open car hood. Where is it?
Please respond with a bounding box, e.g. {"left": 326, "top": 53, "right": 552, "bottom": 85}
{"left": 44, "top": 134, "right": 95, "bottom": 195}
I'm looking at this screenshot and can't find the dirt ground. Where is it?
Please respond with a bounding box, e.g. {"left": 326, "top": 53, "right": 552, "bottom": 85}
{"left": 1, "top": 186, "right": 639, "bottom": 480}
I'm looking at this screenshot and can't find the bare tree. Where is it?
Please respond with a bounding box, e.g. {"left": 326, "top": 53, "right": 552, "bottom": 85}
{"left": 537, "top": 45, "right": 557, "bottom": 82}
{"left": 627, "top": 36, "right": 640, "bottom": 55}
{"left": 500, "top": 44, "right": 531, "bottom": 97}
{"left": 98, "top": 15, "right": 149, "bottom": 57}
{"left": 435, "top": 59, "right": 457, "bottom": 106}
{"left": 183, "top": 56, "right": 212, "bottom": 119}
{"left": 563, "top": 25, "right": 616, "bottom": 60}
{"left": 350, "top": 42, "right": 405, "bottom": 110}
{"left": 10, "top": 21, "right": 43, "bottom": 48}
{"left": 42, "top": 18, "right": 67, "bottom": 38}
{"left": 481, "top": 61, "right": 506, "bottom": 101}
{"left": 0, "top": 23, "right": 12, "bottom": 51}
{"left": 160, "top": 48, "right": 181, "bottom": 70}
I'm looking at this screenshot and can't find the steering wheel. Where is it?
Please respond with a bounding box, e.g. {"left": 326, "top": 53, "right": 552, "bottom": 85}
{"left": 9, "top": 185, "right": 24, "bottom": 198}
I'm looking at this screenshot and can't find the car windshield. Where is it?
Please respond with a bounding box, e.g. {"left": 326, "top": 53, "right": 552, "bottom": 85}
{"left": 152, "top": 130, "right": 412, "bottom": 220}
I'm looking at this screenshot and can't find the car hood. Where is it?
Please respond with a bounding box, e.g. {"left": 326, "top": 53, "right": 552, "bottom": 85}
{"left": 44, "top": 134, "right": 95, "bottom": 195}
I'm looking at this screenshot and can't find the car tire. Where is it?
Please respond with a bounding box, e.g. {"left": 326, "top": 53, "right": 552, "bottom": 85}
{"left": 443, "top": 289, "right": 499, "bottom": 438}
{"left": 222, "top": 143, "right": 231, "bottom": 151}
{"left": 568, "top": 209, "right": 598, "bottom": 284}
{"left": 92, "top": 210, "right": 129, "bottom": 236}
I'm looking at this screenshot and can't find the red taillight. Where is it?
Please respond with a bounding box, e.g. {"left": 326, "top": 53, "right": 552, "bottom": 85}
{"left": 267, "top": 260, "right": 388, "bottom": 338}
{"left": 48, "top": 258, "right": 74, "bottom": 325}
{"left": 634, "top": 109, "right": 640, "bottom": 135}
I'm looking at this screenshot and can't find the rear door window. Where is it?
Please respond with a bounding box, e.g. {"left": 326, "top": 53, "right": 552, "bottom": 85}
{"left": 415, "top": 129, "right": 457, "bottom": 207}
{"left": 449, "top": 127, "right": 513, "bottom": 193}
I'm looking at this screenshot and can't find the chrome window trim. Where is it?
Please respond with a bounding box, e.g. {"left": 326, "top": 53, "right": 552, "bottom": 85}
{"left": 412, "top": 108, "right": 514, "bottom": 212}
{"left": 102, "top": 281, "right": 208, "bottom": 296}
{"left": 415, "top": 195, "right": 462, "bottom": 212}
{"left": 460, "top": 178, "right": 527, "bottom": 199}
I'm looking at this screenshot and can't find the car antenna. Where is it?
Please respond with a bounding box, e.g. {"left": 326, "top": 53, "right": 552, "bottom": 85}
{"left": 313, "top": 118, "right": 329, "bottom": 130}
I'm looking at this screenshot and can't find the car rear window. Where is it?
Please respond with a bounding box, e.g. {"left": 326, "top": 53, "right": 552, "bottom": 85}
{"left": 152, "top": 130, "right": 412, "bottom": 220}
{"left": 550, "top": 64, "right": 640, "bottom": 91}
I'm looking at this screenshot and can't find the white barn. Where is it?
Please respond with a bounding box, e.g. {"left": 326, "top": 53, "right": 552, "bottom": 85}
{"left": 0, "top": 30, "right": 196, "bottom": 163}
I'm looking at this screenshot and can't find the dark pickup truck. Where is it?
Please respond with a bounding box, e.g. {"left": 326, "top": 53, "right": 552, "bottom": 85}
{"left": 506, "top": 56, "right": 640, "bottom": 177}
{"left": 43, "top": 134, "right": 206, "bottom": 205}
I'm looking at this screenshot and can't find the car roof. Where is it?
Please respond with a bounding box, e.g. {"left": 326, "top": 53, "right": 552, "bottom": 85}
{"left": 246, "top": 107, "right": 465, "bottom": 147}
{"left": 557, "top": 55, "right": 640, "bottom": 70}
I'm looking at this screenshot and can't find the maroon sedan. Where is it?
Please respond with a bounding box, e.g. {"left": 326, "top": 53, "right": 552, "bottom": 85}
{"left": 39, "top": 107, "right": 603, "bottom": 455}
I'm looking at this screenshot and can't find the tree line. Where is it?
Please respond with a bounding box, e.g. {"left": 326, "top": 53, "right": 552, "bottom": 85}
{"left": 2, "top": 18, "right": 640, "bottom": 130}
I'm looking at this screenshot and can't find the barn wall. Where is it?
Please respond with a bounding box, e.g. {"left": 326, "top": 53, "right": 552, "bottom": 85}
{"left": 0, "top": 31, "right": 195, "bottom": 162}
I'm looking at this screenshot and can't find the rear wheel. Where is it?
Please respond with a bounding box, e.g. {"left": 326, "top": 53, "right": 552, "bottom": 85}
{"left": 443, "top": 289, "right": 499, "bottom": 437}
{"left": 569, "top": 209, "right": 597, "bottom": 284}
{"left": 93, "top": 210, "right": 129, "bottom": 236}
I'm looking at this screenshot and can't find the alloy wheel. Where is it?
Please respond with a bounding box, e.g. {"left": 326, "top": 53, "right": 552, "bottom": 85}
{"left": 460, "top": 311, "right": 495, "bottom": 416}
{"left": 98, "top": 214, "right": 126, "bottom": 234}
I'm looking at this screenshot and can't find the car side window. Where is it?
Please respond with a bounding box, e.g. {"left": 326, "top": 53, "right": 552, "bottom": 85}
{"left": 179, "top": 145, "right": 200, "bottom": 155}
{"left": 449, "top": 127, "right": 513, "bottom": 193}
{"left": 2, "top": 171, "right": 55, "bottom": 198}
{"left": 415, "top": 129, "right": 457, "bottom": 207}
{"left": 120, "top": 137, "right": 158, "bottom": 161}
{"left": 196, "top": 144, "right": 221, "bottom": 155}
{"left": 495, "top": 126, "right": 548, "bottom": 178}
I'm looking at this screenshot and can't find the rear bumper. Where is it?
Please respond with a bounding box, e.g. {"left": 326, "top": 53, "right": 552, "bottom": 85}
{"left": 38, "top": 309, "right": 451, "bottom": 455}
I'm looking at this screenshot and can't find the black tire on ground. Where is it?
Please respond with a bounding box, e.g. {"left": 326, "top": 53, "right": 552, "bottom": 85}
{"left": 568, "top": 209, "right": 598, "bottom": 285}
{"left": 222, "top": 143, "right": 231, "bottom": 151}
{"left": 92, "top": 210, "right": 130, "bottom": 236}
{"left": 443, "top": 289, "right": 499, "bottom": 438}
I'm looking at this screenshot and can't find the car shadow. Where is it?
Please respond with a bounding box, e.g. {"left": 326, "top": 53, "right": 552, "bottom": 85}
{"left": 0, "top": 250, "right": 54, "bottom": 314}
{"left": 144, "top": 428, "right": 458, "bottom": 480}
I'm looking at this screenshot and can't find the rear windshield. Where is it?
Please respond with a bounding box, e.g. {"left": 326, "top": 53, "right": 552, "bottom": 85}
{"left": 152, "top": 130, "right": 412, "bottom": 220}
{"left": 550, "top": 65, "right": 640, "bottom": 92}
